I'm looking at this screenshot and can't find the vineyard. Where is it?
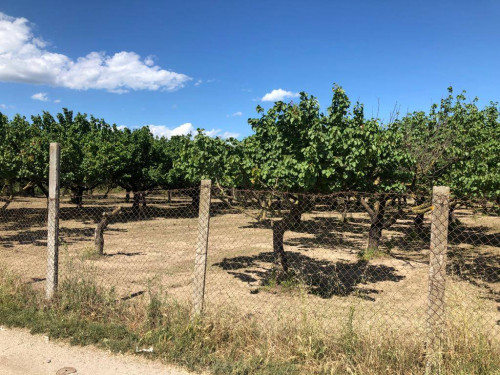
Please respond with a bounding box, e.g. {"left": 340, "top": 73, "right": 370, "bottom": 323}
{"left": 0, "top": 86, "right": 499, "bottom": 374}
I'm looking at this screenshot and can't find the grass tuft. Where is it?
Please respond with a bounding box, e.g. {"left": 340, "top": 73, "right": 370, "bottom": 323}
{"left": 80, "top": 246, "right": 102, "bottom": 261}
{"left": 358, "top": 247, "right": 389, "bottom": 261}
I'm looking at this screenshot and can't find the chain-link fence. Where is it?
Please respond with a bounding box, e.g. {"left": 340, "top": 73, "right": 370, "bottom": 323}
{"left": 1, "top": 178, "right": 499, "bottom": 365}
{"left": 0, "top": 186, "right": 200, "bottom": 299}
{"left": 207, "top": 186, "right": 499, "bottom": 342}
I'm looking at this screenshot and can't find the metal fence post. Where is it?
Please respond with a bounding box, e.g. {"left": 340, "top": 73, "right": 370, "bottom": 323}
{"left": 426, "top": 185, "right": 450, "bottom": 374}
{"left": 192, "top": 179, "right": 212, "bottom": 315}
{"left": 46, "top": 143, "right": 61, "bottom": 300}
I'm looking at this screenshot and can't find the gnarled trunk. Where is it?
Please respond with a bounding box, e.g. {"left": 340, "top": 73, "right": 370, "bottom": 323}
{"left": 449, "top": 204, "right": 458, "bottom": 227}
{"left": 340, "top": 194, "right": 349, "bottom": 223}
{"left": 187, "top": 188, "right": 200, "bottom": 212}
{"left": 414, "top": 212, "right": 424, "bottom": 236}
{"left": 413, "top": 197, "right": 425, "bottom": 237}
{"left": 95, "top": 207, "right": 121, "bottom": 255}
{"left": 35, "top": 182, "right": 49, "bottom": 198}
{"left": 103, "top": 186, "right": 112, "bottom": 199}
{"left": 5, "top": 183, "right": 14, "bottom": 197}
{"left": 289, "top": 195, "right": 309, "bottom": 225}
{"left": 364, "top": 196, "right": 404, "bottom": 252}
{"left": 22, "top": 182, "right": 35, "bottom": 197}
{"left": 271, "top": 201, "right": 306, "bottom": 281}
{"left": 132, "top": 191, "right": 147, "bottom": 209}
{"left": 71, "top": 186, "right": 85, "bottom": 208}
{"left": 272, "top": 220, "right": 288, "bottom": 278}
{"left": 362, "top": 196, "right": 388, "bottom": 252}
{"left": 367, "top": 217, "right": 384, "bottom": 250}
{"left": 258, "top": 196, "right": 270, "bottom": 220}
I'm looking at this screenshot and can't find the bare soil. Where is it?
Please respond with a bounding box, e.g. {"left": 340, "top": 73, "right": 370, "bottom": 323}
{"left": 1, "top": 191, "right": 498, "bottom": 338}
{"left": 0, "top": 326, "right": 193, "bottom": 375}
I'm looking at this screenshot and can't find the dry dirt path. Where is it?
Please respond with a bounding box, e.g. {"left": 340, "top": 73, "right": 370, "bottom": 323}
{"left": 0, "top": 326, "right": 195, "bottom": 375}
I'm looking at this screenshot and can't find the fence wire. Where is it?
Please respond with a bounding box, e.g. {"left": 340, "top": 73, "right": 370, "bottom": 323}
{"left": 0, "top": 186, "right": 498, "bottom": 344}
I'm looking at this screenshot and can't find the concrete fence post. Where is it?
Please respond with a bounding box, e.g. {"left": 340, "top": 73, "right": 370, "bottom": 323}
{"left": 46, "top": 143, "right": 61, "bottom": 300}
{"left": 192, "top": 179, "right": 212, "bottom": 315}
{"left": 425, "top": 185, "right": 450, "bottom": 374}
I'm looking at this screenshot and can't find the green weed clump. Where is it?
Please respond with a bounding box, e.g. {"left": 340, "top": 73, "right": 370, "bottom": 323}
{"left": 0, "top": 268, "right": 498, "bottom": 375}
{"left": 259, "top": 269, "right": 308, "bottom": 295}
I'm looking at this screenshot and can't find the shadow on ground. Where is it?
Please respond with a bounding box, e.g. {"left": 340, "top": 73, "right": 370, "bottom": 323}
{"left": 214, "top": 251, "right": 404, "bottom": 300}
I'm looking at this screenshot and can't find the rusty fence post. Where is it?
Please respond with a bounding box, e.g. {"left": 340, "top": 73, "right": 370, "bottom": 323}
{"left": 426, "top": 186, "right": 450, "bottom": 374}
{"left": 46, "top": 143, "right": 61, "bottom": 300}
{"left": 192, "top": 179, "right": 212, "bottom": 315}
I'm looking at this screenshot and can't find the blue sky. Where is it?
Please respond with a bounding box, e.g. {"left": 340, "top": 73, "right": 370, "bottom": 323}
{"left": 0, "top": 0, "right": 499, "bottom": 138}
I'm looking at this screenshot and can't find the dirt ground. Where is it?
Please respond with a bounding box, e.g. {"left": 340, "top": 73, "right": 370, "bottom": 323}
{"left": 0, "top": 326, "right": 193, "bottom": 375}
{"left": 0, "top": 191, "right": 499, "bottom": 338}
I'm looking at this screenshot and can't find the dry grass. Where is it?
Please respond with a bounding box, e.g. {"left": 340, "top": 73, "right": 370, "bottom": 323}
{"left": 0, "top": 267, "right": 498, "bottom": 375}
{"left": 0, "top": 190, "right": 499, "bottom": 361}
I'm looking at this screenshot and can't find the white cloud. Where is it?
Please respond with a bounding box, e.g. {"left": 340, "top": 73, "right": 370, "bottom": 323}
{"left": 148, "top": 123, "right": 195, "bottom": 138}
{"left": 0, "top": 12, "right": 191, "bottom": 93}
{"left": 31, "top": 92, "right": 49, "bottom": 101}
{"left": 144, "top": 55, "right": 155, "bottom": 66}
{"left": 222, "top": 131, "right": 240, "bottom": 138}
{"left": 54, "top": 99, "right": 61, "bottom": 103}
{"left": 0, "top": 103, "right": 7, "bottom": 109}
{"left": 194, "top": 78, "right": 215, "bottom": 87}
{"left": 138, "top": 123, "right": 239, "bottom": 139}
{"left": 118, "top": 123, "right": 239, "bottom": 139}
{"left": 204, "top": 129, "right": 221, "bottom": 137}
{"left": 204, "top": 129, "right": 240, "bottom": 138}
{"left": 227, "top": 111, "right": 242, "bottom": 117}
{"left": 261, "top": 88, "right": 299, "bottom": 102}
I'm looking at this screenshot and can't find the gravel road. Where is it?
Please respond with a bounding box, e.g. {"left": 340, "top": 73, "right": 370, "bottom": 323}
{"left": 0, "top": 326, "right": 194, "bottom": 375}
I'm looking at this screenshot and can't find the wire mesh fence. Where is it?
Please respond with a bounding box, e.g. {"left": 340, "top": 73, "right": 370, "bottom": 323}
{"left": 58, "top": 188, "right": 200, "bottom": 303}
{"left": 0, "top": 181, "right": 499, "bottom": 352}
{"left": 1, "top": 188, "right": 199, "bottom": 303}
{"left": 0, "top": 194, "right": 48, "bottom": 285}
{"left": 445, "top": 195, "right": 500, "bottom": 342}
{"left": 207, "top": 187, "right": 435, "bottom": 338}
